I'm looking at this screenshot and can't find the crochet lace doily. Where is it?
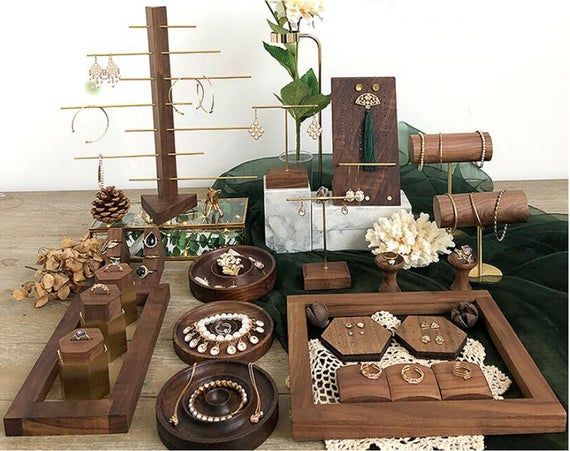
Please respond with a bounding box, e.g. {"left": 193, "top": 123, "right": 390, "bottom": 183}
{"left": 309, "top": 311, "right": 512, "bottom": 451}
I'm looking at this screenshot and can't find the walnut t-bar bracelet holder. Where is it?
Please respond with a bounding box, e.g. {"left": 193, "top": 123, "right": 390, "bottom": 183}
{"left": 433, "top": 190, "right": 529, "bottom": 282}
{"left": 410, "top": 132, "right": 493, "bottom": 194}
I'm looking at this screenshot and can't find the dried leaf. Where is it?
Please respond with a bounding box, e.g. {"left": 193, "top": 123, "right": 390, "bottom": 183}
{"left": 73, "top": 271, "right": 86, "bottom": 283}
{"left": 53, "top": 273, "right": 70, "bottom": 291}
{"left": 61, "top": 238, "right": 79, "bottom": 248}
{"left": 65, "top": 258, "right": 83, "bottom": 273}
{"left": 83, "top": 262, "right": 94, "bottom": 278}
{"left": 34, "top": 282, "right": 48, "bottom": 299}
{"left": 12, "top": 288, "right": 29, "bottom": 301}
{"left": 57, "top": 285, "right": 71, "bottom": 300}
{"left": 48, "top": 292, "right": 59, "bottom": 301}
{"left": 22, "top": 281, "right": 35, "bottom": 291}
{"left": 41, "top": 273, "right": 55, "bottom": 290}
{"left": 45, "top": 256, "right": 60, "bottom": 271}
{"left": 34, "top": 295, "right": 50, "bottom": 308}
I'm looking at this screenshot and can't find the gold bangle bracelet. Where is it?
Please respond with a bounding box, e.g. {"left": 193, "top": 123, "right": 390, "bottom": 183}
{"left": 469, "top": 194, "right": 484, "bottom": 228}
{"left": 452, "top": 361, "right": 472, "bottom": 380}
{"left": 401, "top": 364, "right": 424, "bottom": 384}
{"left": 444, "top": 193, "right": 458, "bottom": 232}
{"left": 438, "top": 132, "right": 443, "bottom": 165}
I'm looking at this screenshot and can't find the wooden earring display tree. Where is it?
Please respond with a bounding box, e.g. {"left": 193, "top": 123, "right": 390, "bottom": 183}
{"left": 141, "top": 7, "right": 196, "bottom": 225}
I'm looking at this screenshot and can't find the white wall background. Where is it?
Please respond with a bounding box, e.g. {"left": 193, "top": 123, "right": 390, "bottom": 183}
{"left": 0, "top": 0, "right": 568, "bottom": 192}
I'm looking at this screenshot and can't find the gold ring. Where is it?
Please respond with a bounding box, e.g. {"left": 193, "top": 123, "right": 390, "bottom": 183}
{"left": 360, "top": 362, "right": 383, "bottom": 380}
{"left": 452, "top": 361, "right": 472, "bottom": 380}
{"left": 380, "top": 251, "right": 399, "bottom": 265}
{"left": 90, "top": 283, "right": 110, "bottom": 294}
{"left": 401, "top": 364, "right": 424, "bottom": 384}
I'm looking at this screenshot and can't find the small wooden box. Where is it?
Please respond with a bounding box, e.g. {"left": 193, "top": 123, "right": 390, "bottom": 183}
{"left": 95, "top": 263, "right": 137, "bottom": 325}
{"left": 80, "top": 285, "right": 127, "bottom": 361}
{"left": 265, "top": 167, "right": 308, "bottom": 189}
{"left": 58, "top": 328, "right": 109, "bottom": 400}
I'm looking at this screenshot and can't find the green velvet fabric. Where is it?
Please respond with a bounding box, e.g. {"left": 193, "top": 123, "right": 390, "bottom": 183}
{"left": 213, "top": 122, "right": 568, "bottom": 449}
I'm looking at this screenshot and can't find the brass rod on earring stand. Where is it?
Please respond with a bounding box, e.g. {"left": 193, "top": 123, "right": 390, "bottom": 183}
{"left": 74, "top": 152, "right": 204, "bottom": 160}
{"left": 61, "top": 103, "right": 154, "bottom": 110}
{"left": 286, "top": 195, "right": 351, "bottom": 202}
{"left": 337, "top": 162, "right": 397, "bottom": 167}
{"left": 121, "top": 77, "right": 156, "bottom": 81}
{"left": 165, "top": 102, "right": 194, "bottom": 106}
{"left": 129, "top": 25, "right": 197, "bottom": 29}
{"left": 284, "top": 109, "right": 289, "bottom": 172}
{"left": 165, "top": 75, "right": 252, "bottom": 80}
{"left": 252, "top": 104, "right": 319, "bottom": 109}
{"left": 87, "top": 52, "right": 151, "bottom": 57}
{"left": 166, "top": 127, "right": 249, "bottom": 132}
{"left": 161, "top": 50, "right": 220, "bottom": 55}
{"left": 476, "top": 225, "right": 483, "bottom": 279}
{"left": 322, "top": 202, "right": 328, "bottom": 270}
{"left": 447, "top": 162, "right": 453, "bottom": 194}
{"left": 125, "top": 129, "right": 158, "bottom": 132}
{"left": 129, "top": 176, "right": 258, "bottom": 182}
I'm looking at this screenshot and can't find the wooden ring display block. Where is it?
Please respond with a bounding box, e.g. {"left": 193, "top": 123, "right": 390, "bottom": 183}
{"left": 337, "top": 364, "right": 391, "bottom": 403}
{"left": 302, "top": 261, "right": 351, "bottom": 291}
{"left": 385, "top": 363, "right": 441, "bottom": 402}
{"left": 265, "top": 167, "right": 308, "bottom": 189}
{"left": 321, "top": 317, "right": 391, "bottom": 362}
{"left": 448, "top": 252, "right": 478, "bottom": 291}
{"left": 394, "top": 315, "right": 467, "bottom": 360}
{"left": 286, "top": 290, "right": 566, "bottom": 441}
{"left": 156, "top": 361, "right": 279, "bottom": 450}
{"left": 4, "top": 283, "right": 170, "bottom": 436}
{"left": 173, "top": 301, "right": 274, "bottom": 364}
{"left": 432, "top": 361, "right": 493, "bottom": 400}
{"left": 188, "top": 246, "right": 276, "bottom": 303}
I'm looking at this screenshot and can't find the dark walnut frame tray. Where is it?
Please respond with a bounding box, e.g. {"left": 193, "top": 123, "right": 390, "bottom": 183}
{"left": 4, "top": 284, "right": 170, "bottom": 436}
{"left": 287, "top": 290, "right": 566, "bottom": 441}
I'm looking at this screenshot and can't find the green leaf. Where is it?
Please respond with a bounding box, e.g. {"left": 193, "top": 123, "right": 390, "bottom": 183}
{"left": 280, "top": 79, "right": 312, "bottom": 119}
{"left": 297, "top": 93, "right": 331, "bottom": 121}
{"left": 263, "top": 42, "right": 295, "bottom": 78}
{"left": 177, "top": 234, "right": 187, "bottom": 249}
{"left": 267, "top": 19, "right": 288, "bottom": 34}
{"left": 300, "top": 68, "right": 319, "bottom": 96}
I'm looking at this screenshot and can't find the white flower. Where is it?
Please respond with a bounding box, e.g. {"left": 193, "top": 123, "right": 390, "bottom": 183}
{"left": 365, "top": 210, "right": 454, "bottom": 269}
{"left": 284, "top": 0, "right": 324, "bottom": 28}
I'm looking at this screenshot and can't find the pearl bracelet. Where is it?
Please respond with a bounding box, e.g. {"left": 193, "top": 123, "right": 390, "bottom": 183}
{"left": 188, "top": 379, "right": 247, "bottom": 423}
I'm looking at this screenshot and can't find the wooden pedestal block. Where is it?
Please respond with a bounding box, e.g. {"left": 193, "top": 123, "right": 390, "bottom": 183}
{"left": 395, "top": 315, "right": 467, "bottom": 360}
{"left": 265, "top": 167, "right": 308, "bottom": 189}
{"left": 448, "top": 252, "right": 478, "bottom": 291}
{"left": 141, "top": 194, "right": 197, "bottom": 226}
{"left": 385, "top": 364, "right": 441, "bottom": 401}
{"left": 321, "top": 317, "right": 391, "bottom": 362}
{"left": 432, "top": 361, "right": 493, "bottom": 400}
{"left": 302, "top": 261, "right": 351, "bottom": 291}
{"left": 337, "top": 365, "right": 391, "bottom": 403}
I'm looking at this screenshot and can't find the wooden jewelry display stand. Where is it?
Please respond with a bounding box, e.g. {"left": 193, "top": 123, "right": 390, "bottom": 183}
{"left": 66, "top": 6, "right": 254, "bottom": 225}
{"left": 331, "top": 77, "right": 400, "bottom": 206}
{"left": 286, "top": 290, "right": 566, "bottom": 440}
{"left": 409, "top": 132, "right": 493, "bottom": 194}
{"left": 287, "top": 194, "right": 351, "bottom": 290}
{"left": 433, "top": 191, "right": 529, "bottom": 282}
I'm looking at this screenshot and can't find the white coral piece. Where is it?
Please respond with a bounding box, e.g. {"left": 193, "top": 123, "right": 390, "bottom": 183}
{"left": 365, "top": 210, "right": 454, "bottom": 269}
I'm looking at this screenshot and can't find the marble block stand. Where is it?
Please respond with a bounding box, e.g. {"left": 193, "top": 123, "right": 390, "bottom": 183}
{"left": 312, "top": 190, "right": 412, "bottom": 251}
{"left": 264, "top": 176, "right": 312, "bottom": 253}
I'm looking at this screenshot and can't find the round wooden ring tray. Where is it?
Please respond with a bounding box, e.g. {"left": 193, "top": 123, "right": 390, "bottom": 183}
{"left": 156, "top": 361, "right": 279, "bottom": 450}
{"left": 188, "top": 246, "right": 277, "bottom": 303}
{"left": 173, "top": 301, "right": 274, "bottom": 364}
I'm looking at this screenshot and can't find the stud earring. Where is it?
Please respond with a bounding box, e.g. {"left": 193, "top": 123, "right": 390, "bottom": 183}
{"left": 248, "top": 109, "right": 264, "bottom": 140}
{"left": 89, "top": 56, "right": 105, "bottom": 87}
{"left": 105, "top": 56, "right": 120, "bottom": 87}
{"left": 307, "top": 114, "right": 322, "bottom": 140}
{"left": 297, "top": 201, "right": 306, "bottom": 217}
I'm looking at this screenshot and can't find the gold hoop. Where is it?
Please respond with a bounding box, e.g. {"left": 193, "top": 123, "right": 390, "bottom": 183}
{"left": 438, "top": 132, "right": 443, "bottom": 165}
{"left": 197, "top": 76, "right": 214, "bottom": 114}
{"left": 452, "top": 361, "right": 473, "bottom": 380}
{"left": 360, "top": 362, "right": 383, "bottom": 379}
{"left": 444, "top": 193, "right": 458, "bottom": 232}
{"left": 168, "top": 76, "right": 187, "bottom": 115}
{"left": 71, "top": 106, "right": 109, "bottom": 144}
{"left": 469, "top": 194, "right": 484, "bottom": 228}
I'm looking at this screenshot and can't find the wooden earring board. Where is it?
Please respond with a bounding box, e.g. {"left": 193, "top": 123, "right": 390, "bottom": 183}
{"left": 331, "top": 77, "right": 400, "bottom": 206}
{"left": 3, "top": 283, "right": 170, "bottom": 436}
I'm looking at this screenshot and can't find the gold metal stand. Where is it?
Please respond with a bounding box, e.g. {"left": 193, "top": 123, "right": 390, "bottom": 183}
{"left": 447, "top": 162, "right": 453, "bottom": 194}
{"left": 468, "top": 225, "right": 503, "bottom": 283}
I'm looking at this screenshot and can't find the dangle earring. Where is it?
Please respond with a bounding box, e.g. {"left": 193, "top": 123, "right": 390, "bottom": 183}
{"left": 307, "top": 114, "right": 322, "bottom": 140}
{"left": 297, "top": 201, "right": 306, "bottom": 217}
{"left": 248, "top": 108, "right": 264, "bottom": 140}
{"left": 345, "top": 165, "right": 355, "bottom": 202}
{"left": 105, "top": 56, "right": 120, "bottom": 87}
{"left": 88, "top": 56, "right": 105, "bottom": 87}
{"left": 354, "top": 164, "right": 370, "bottom": 203}
{"left": 341, "top": 201, "right": 349, "bottom": 215}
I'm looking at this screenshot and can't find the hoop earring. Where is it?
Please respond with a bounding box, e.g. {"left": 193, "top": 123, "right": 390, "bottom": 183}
{"left": 248, "top": 108, "right": 264, "bottom": 140}
{"left": 71, "top": 106, "right": 109, "bottom": 144}
{"left": 195, "top": 78, "right": 206, "bottom": 112}
{"left": 197, "top": 76, "right": 214, "bottom": 114}
{"left": 168, "top": 77, "right": 187, "bottom": 116}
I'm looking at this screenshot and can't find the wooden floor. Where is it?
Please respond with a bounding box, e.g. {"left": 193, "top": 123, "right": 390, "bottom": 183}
{"left": 0, "top": 180, "right": 566, "bottom": 449}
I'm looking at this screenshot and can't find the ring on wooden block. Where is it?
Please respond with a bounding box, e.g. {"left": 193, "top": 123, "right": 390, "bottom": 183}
{"left": 90, "top": 283, "right": 110, "bottom": 294}
{"left": 71, "top": 329, "right": 91, "bottom": 341}
{"left": 401, "top": 364, "right": 424, "bottom": 384}
{"left": 104, "top": 261, "right": 124, "bottom": 272}
{"left": 360, "top": 362, "right": 383, "bottom": 379}
{"left": 452, "top": 361, "right": 473, "bottom": 380}
{"left": 101, "top": 240, "right": 120, "bottom": 254}
{"left": 379, "top": 251, "right": 400, "bottom": 265}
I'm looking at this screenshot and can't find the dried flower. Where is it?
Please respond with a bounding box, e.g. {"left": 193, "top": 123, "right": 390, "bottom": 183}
{"left": 216, "top": 249, "right": 244, "bottom": 276}
{"left": 365, "top": 210, "right": 454, "bottom": 269}
{"left": 284, "top": 0, "right": 324, "bottom": 27}
{"left": 12, "top": 234, "right": 104, "bottom": 307}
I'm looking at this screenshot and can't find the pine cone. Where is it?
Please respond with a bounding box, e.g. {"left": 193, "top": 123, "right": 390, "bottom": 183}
{"left": 450, "top": 302, "right": 479, "bottom": 329}
{"left": 91, "top": 186, "right": 130, "bottom": 224}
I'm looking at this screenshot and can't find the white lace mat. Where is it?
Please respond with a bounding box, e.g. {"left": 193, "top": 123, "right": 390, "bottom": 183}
{"left": 308, "top": 311, "right": 512, "bottom": 451}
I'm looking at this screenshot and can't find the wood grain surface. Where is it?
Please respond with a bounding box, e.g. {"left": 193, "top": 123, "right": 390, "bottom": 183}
{"left": 409, "top": 132, "right": 493, "bottom": 164}
{"left": 302, "top": 261, "right": 351, "bottom": 290}
{"left": 336, "top": 364, "right": 391, "bottom": 403}
{"left": 385, "top": 363, "right": 441, "bottom": 401}
{"left": 0, "top": 180, "right": 565, "bottom": 448}
{"left": 432, "top": 361, "right": 493, "bottom": 400}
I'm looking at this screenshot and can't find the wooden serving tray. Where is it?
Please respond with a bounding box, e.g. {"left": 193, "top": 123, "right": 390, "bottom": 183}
{"left": 287, "top": 290, "right": 566, "bottom": 441}
{"left": 3, "top": 284, "right": 170, "bottom": 436}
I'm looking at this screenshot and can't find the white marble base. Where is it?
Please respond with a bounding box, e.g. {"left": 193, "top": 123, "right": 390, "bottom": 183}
{"left": 264, "top": 176, "right": 312, "bottom": 253}
{"left": 311, "top": 190, "right": 412, "bottom": 251}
